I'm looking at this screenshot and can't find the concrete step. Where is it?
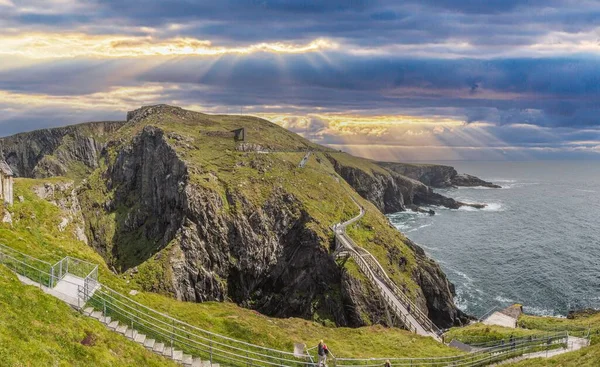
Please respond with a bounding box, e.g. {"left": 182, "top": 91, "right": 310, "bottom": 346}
{"left": 182, "top": 354, "right": 193, "bottom": 366}
{"left": 115, "top": 324, "right": 127, "bottom": 335}
{"left": 172, "top": 350, "right": 183, "bottom": 362}
{"left": 125, "top": 328, "right": 138, "bottom": 340}
{"left": 212, "top": 364, "right": 220, "bottom": 367}
{"left": 134, "top": 333, "right": 146, "bottom": 344}
{"left": 153, "top": 342, "right": 165, "bottom": 354}
{"left": 163, "top": 346, "right": 173, "bottom": 357}
{"left": 191, "top": 358, "right": 202, "bottom": 367}
{"left": 91, "top": 311, "right": 103, "bottom": 320}
{"left": 201, "top": 361, "right": 211, "bottom": 367}
{"left": 102, "top": 316, "right": 111, "bottom": 325}
{"left": 83, "top": 307, "right": 94, "bottom": 316}
{"left": 107, "top": 320, "right": 119, "bottom": 330}
{"left": 143, "top": 338, "right": 155, "bottom": 350}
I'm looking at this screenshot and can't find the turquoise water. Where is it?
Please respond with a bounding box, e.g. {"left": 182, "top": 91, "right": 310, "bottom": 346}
{"left": 387, "top": 161, "right": 600, "bottom": 317}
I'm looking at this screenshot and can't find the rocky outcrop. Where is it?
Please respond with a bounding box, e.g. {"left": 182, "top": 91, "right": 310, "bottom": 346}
{"left": 33, "top": 181, "right": 89, "bottom": 244}
{"left": 4, "top": 105, "right": 470, "bottom": 329}
{"left": 326, "top": 154, "right": 484, "bottom": 214}
{"left": 378, "top": 162, "right": 500, "bottom": 188}
{"left": 0, "top": 121, "right": 124, "bottom": 178}
{"left": 404, "top": 238, "right": 470, "bottom": 327}
{"left": 452, "top": 173, "right": 501, "bottom": 188}
{"left": 79, "top": 124, "right": 350, "bottom": 325}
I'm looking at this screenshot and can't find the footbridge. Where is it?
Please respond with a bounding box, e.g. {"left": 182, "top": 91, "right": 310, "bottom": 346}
{"left": 333, "top": 197, "right": 443, "bottom": 341}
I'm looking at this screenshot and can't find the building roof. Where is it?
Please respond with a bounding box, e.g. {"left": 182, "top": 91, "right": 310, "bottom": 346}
{"left": 0, "top": 160, "right": 13, "bottom": 176}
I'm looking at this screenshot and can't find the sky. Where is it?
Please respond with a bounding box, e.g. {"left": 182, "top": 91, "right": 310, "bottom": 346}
{"left": 1, "top": 0, "right": 600, "bottom": 161}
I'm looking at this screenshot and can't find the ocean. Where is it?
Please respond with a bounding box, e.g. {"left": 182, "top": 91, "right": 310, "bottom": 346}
{"left": 387, "top": 161, "right": 600, "bottom": 318}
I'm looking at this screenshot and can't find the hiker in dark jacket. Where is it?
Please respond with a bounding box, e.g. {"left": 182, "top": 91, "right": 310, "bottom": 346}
{"left": 317, "top": 340, "right": 328, "bottom": 366}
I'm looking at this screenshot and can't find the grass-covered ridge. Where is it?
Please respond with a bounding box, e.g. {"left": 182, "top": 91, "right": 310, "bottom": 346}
{"left": 73, "top": 106, "right": 428, "bottom": 320}
{"left": 0, "top": 177, "right": 462, "bottom": 359}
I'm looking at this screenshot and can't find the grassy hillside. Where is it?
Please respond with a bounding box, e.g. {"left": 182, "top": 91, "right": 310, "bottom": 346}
{"left": 0, "top": 177, "right": 461, "bottom": 359}
{"left": 503, "top": 344, "right": 600, "bottom": 367}
{"left": 77, "top": 107, "right": 428, "bottom": 316}
{"left": 0, "top": 265, "right": 176, "bottom": 367}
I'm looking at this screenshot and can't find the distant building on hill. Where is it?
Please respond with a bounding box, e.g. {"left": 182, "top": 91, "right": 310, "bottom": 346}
{"left": 0, "top": 160, "right": 13, "bottom": 205}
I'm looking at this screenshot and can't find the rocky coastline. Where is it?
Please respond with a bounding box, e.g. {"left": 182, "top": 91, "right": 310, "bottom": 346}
{"left": 0, "top": 105, "right": 497, "bottom": 329}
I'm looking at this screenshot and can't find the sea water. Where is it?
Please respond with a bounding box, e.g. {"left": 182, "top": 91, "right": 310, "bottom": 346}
{"left": 387, "top": 161, "right": 600, "bottom": 318}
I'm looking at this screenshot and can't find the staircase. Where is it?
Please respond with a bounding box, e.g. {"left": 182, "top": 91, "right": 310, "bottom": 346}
{"left": 333, "top": 196, "right": 442, "bottom": 341}
{"left": 84, "top": 307, "right": 216, "bottom": 367}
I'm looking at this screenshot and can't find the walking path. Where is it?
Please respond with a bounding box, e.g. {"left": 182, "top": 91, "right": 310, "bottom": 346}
{"left": 333, "top": 195, "right": 441, "bottom": 340}
{"left": 490, "top": 336, "right": 589, "bottom": 366}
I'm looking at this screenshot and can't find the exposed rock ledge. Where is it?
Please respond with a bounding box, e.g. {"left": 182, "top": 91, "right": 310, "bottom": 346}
{"left": 326, "top": 154, "right": 486, "bottom": 215}
{"left": 378, "top": 162, "right": 501, "bottom": 189}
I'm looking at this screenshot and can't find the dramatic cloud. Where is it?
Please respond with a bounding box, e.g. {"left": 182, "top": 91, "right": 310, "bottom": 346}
{"left": 0, "top": 0, "right": 599, "bottom": 160}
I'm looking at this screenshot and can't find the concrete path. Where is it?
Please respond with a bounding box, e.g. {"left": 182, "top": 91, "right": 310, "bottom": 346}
{"left": 298, "top": 151, "right": 312, "bottom": 168}
{"left": 483, "top": 311, "right": 518, "bottom": 328}
{"left": 490, "top": 336, "right": 589, "bottom": 365}
{"left": 16, "top": 273, "right": 96, "bottom": 308}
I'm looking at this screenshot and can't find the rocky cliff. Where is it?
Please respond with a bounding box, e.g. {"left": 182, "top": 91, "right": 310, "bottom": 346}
{"left": 0, "top": 105, "right": 472, "bottom": 329}
{"left": 326, "top": 153, "right": 485, "bottom": 214}
{"left": 0, "top": 121, "right": 124, "bottom": 178}
{"left": 378, "top": 162, "right": 501, "bottom": 189}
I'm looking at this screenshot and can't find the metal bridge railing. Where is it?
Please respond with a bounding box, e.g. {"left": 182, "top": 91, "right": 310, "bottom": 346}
{"left": 86, "top": 284, "right": 316, "bottom": 367}
{"left": 0, "top": 244, "right": 591, "bottom": 367}
{"left": 0, "top": 246, "right": 54, "bottom": 288}
{"left": 335, "top": 332, "right": 569, "bottom": 367}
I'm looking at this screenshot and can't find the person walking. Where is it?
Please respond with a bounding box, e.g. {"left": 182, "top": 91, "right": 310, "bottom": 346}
{"left": 317, "top": 340, "right": 328, "bottom": 367}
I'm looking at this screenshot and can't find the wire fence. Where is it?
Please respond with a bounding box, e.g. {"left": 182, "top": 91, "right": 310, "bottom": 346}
{"left": 0, "top": 243, "right": 592, "bottom": 367}
{"left": 86, "top": 284, "right": 315, "bottom": 367}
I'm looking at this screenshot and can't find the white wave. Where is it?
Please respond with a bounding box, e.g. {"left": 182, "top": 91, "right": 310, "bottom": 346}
{"left": 523, "top": 305, "right": 563, "bottom": 317}
{"left": 406, "top": 223, "right": 432, "bottom": 233}
{"left": 452, "top": 269, "right": 474, "bottom": 283}
{"left": 494, "top": 295, "right": 516, "bottom": 304}
{"left": 490, "top": 179, "right": 517, "bottom": 183}
{"left": 457, "top": 202, "right": 504, "bottom": 212}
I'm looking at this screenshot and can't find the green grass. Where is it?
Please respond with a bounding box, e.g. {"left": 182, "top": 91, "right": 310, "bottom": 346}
{"left": 502, "top": 343, "right": 600, "bottom": 367}
{"left": 0, "top": 264, "right": 177, "bottom": 367}
{"left": 0, "top": 177, "right": 463, "bottom": 360}
{"left": 444, "top": 323, "right": 540, "bottom": 345}
{"left": 346, "top": 199, "right": 420, "bottom": 297}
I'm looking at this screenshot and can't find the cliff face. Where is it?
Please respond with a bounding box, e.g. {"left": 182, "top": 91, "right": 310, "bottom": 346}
{"left": 326, "top": 154, "right": 484, "bottom": 214}
{"left": 0, "top": 121, "right": 124, "bottom": 178}
{"left": 378, "top": 162, "right": 501, "bottom": 189}
{"left": 0, "top": 105, "right": 470, "bottom": 329}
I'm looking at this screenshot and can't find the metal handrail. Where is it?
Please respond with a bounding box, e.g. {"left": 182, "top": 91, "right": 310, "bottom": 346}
{"left": 91, "top": 291, "right": 309, "bottom": 367}
{"left": 95, "top": 283, "right": 312, "bottom": 359}
{"left": 334, "top": 196, "right": 441, "bottom": 337}
{"left": 0, "top": 245, "right": 591, "bottom": 367}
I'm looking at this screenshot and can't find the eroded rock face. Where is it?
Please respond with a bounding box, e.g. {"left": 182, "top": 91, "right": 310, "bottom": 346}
{"left": 0, "top": 121, "right": 124, "bottom": 178}
{"left": 378, "top": 162, "right": 501, "bottom": 189}
{"left": 326, "top": 154, "right": 481, "bottom": 214}
{"left": 404, "top": 238, "right": 470, "bottom": 327}
{"left": 79, "top": 125, "right": 351, "bottom": 324}
{"left": 2, "top": 106, "right": 471, "bottom": 329}
{"left": 33, "top": 181, "right": 89, "bottom": 244}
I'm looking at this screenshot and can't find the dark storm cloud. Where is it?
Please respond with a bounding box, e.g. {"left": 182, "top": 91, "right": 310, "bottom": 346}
{"left": 1, "top": 54, "right": 599, "bottom": 129}
{"left": 2, "top": 0, "right": 600, "bottom": 158}
{"left": 6, "top": 0, "right": 599, "bottom": 50}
